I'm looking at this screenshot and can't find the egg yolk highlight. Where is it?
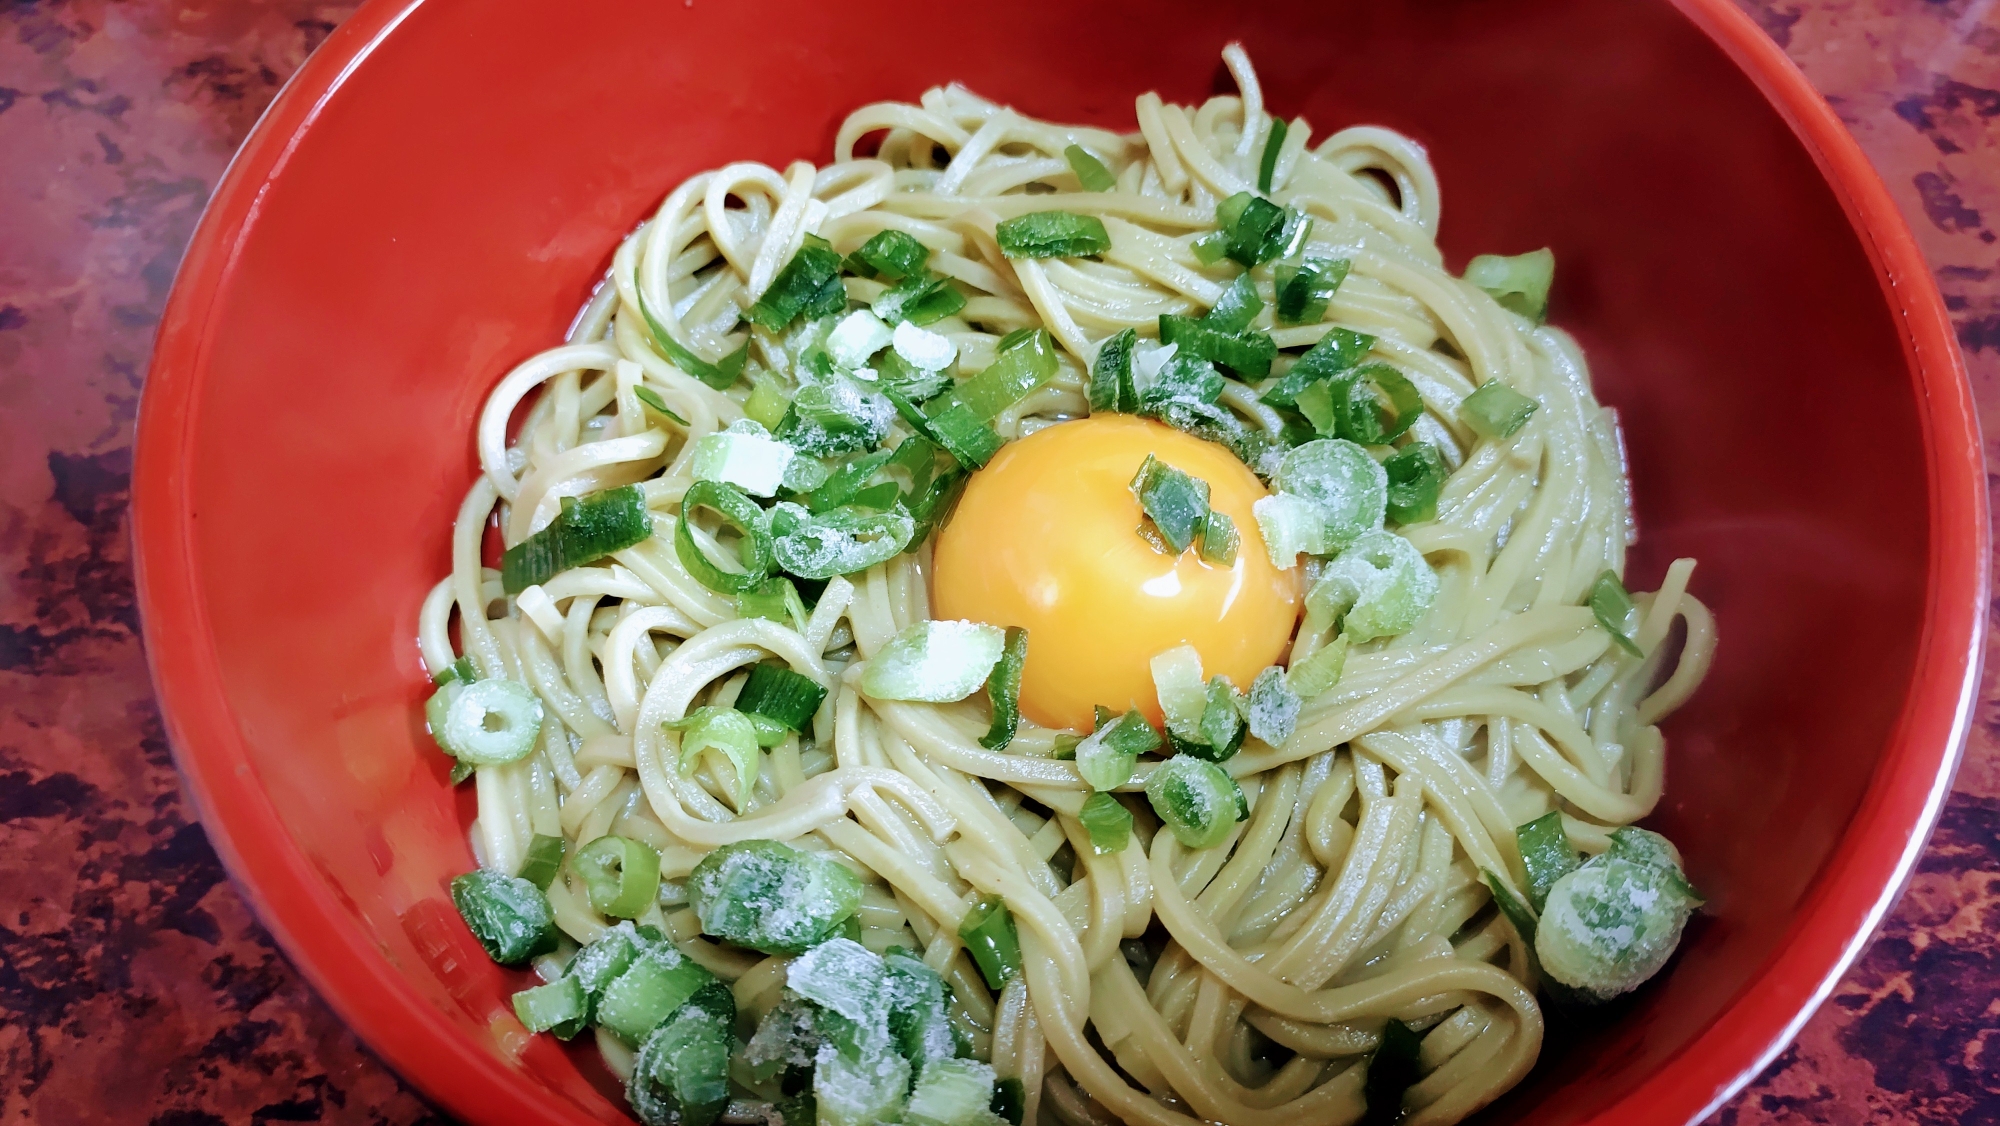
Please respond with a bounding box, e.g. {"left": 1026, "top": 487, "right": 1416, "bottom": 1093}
{"left": 931, "top": 415, "right": 1301, "bottom": 731}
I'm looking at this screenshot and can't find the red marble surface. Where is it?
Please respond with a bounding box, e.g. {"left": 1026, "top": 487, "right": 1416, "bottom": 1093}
{"left": 0, "top": 1, "right": 1994, "bottom": 1122}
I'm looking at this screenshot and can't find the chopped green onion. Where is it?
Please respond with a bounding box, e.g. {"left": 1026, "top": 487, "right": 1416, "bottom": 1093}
{"left": 1251, "top": 492, "right": 1333, "bottom": 569}
{"left": 635, "top": 274, "right": 750, "bottom": 391}
{"left": 1590, "top": 569, "right": 1644, "bottom": 657}
{"left": 1075, "top": 708, "right": 1160, "bottom": 790}
{"left": 1134, "top": 350, "right": 1225, "bottom": 409}
{"left": 826, "top": 309, "right": 895, "bottom": 368}
{"left": 1191, "top": 231, "right": 1230, "bottom": 264}
{"left": 1158, "top": 313, "right": 1277, "bottom": 378}
{"left": 1609, "top": 826, "right": 1704, "bottom": 902}
{"left": 991, "top": 1076, "right": 1027, "bottom": 1126}
{"left": 574, "top": 834, "right": 663, "bottom": 918}
{"left": 1195, "top": 677, "right": 1245, "bottom": 760}
{"left": 778, "top": 379, "right": 894, "bottom": 456}
{"left": 1310, "top": 530, "right": 1439, "bottom": 642}
{"left": 629, "top": 1005, "right": 732, "bottom": 1126}
{"left": 1274, "top": 256, "right": 1348, "bottom": 326}
{"left": 905, "top": 1058, "right": 1001, "bottom": 1126}
{"left": 1213, "top": 191, "right": 1297, "bottom": 266}
{"left": 888, "top": 433, "right": 941, "bottom": 496}
{"left": 1287, "top": 636, "right": 1349, "bottom": 699}
{"left": 884, "top": 948, "right": 959, "bottom": 1065}
{"left": 1198, "top": 509, "right": 1238, "bottom": 565}
{"left": 917, "top": 398, "right": 1006, "bottom": 469}
{"left": 768, "top": 502, "right": 915, "bottom": 579}
{"left": 668, "top": 706, "right": 762, "bottom": 808}
{"left": 845, "top": 229, "right": 931, "bottom": 280}
{"left": 598, "top": 942, "right": 718, "bottom": 1044}
{"left": 632, "top": 385, "right": 690, "bottom": 426}
{"left": 1384, "top": 442, "right": 1447, "bottom": 525}
{"left": 690, "top": 420, "right": 796, "bottom": 498}
{"left": 745, "top": 373, "right": 792, "bottom": 431}
{"left": 1516, "top": 811, "right": 1580, "bottom": 913}
{"left": 1459, "top": 381, "right": 1539, "bottom": 439}
{"left": 1465, "top": 248, "right": 1556, "bottom": 323}
{"left": 1275, "top": 438, "right": 1389, "bottom": 550}
{"left": 432, "top": 655, "right": 477, "bottom": 686}
{"left": 1202, "top": 273, "right": 1264, "bottom": 334}
{"left": 1130, "top": 453, "right": 1212, "bottom": 555}
{"left": 434, "top": 678, "right": 544, "bottom": 765}
{"left": 512, "top": 975, "right": 588, "bottom": 1038}
{"left": 449, "top": 760, "right": 475, "bottom": 785}
{"left": 807, "top": 448, "right": 895, "bottom": 513}
{"left": 1293, "top": 379, "right": 1339, "bottom": 437}
{"left": 736, "top": 662, "right": 828, "bottom": 732}
{"left": 1145, "top": 756, "right": 1246, "bottom": 850}
{"left": 994, "top": 210, "right": 1112, "bottom": 259}
{"left": 1332, "top": 363, "right": 1423, "bottom": 446}
{"left": 564, "top": 922, "right": 645, "bottom": 1017}
{"left": 872, "top": 270, "right": 967, "bottom": 326}
{"left": 1536, "top": 854, "right": 1700, "bottom": 1002}
{"left": 1064, "top": 144, "right": 1117, "bottom": 192}
{"left": 940, "top": 328, "right": 1061, "bottom": 420}
{"left": 1258, "top": 326, "right": 1377, "bottom": 407}
{"left": 688, "top": 839, "right": 864, "bottom": 954}
{"left": 1361, "top": 1018, "right": 1423, "bottom": 1126}
{"left": 675, "top": 479, "right": 772, "bottom": 595}
{"left": 861, "top": 619, "right": 1007, "bottom": 703}
{"left": 737, "top": 576, "right": 810, "bottom": 633}
{"left": 1258, "top": 117, "right": 1289, "bottom": 193}
{"left": 517, "top": 833, "right": 567, "bottom": 890}
{"left": 450, "top": 868, "right": 559, "bottom": 965}
{"left": 906, "top": 464, "right": 968, "bottom": 543}
{"left": 958, "top": 894, "right": 1023, "bottom": 990}
{"left": 1089, "top": 327, "right": 1138, "bottom": 414}
{"left": 502, "top": 484, "right": 653, "bottom": 593}
{"left": 1150, "top": 644, "right": 1209, "bottom": 743}
{"left": 1078, "top": 792, "right": 1133, "bottom": 853}
{"left": 980, "top": 627, "right": 1029, "bottom": 751}
{"left": 1246, "top": 666, "right": 1301, "bottom": 746}
{"left": 748, "top": 235, "right": 847, "bottom": 331}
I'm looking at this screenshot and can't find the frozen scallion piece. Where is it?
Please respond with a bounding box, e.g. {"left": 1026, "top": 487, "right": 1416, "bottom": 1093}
{"left": 749, "top": 235, "right": 847, "bottom": 331}
{"left": 1515, "top": 811, "right": 1580, "bottom": 913}
{"left": 861, "top": 619, "right": 1007, "bottom": 703}
{"left": 1258, "top": 116, "right": 1289, "bottom": 193}
{"left": 431, "top": 677, "right": 544, "bottom": 766}
{"left": 512, "top": 975, "right": 588, "bottom": 1038}
{"left": 1130, "top": 454, "right": 1212, "bottom": 555}
{"left": 1309, "top": 530, "right": 1439, "bottom": 642}
{"left": 516, "top": 833, "right": 566, "bottom": 891}
{"left": 686, "top": 838, "right": 864, "bottom": 954}
{"left": 1158, "top": 312, "right": 1277, "bottom": 378}
{"left": 628, "top": 1003, "right": 732, "bottom": 1126}
{"left": 1145, "top": 756, "right": 1246, "bottom": 850}
{"left": 450, "top": 868, "right": 559, "bottom": 966}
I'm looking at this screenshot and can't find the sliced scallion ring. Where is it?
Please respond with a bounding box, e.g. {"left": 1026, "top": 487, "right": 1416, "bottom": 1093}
{"left": 438, "top": 678, "right": 544, "bottom": 765}
{"left": 574, "top": 834, "right": 664, "bottom": 919}
{"left": 1078, "top": 792, "right": 1132, "bottom": 854}
{"left": 1145, "top": 756, "right": 1246, "bottom": 849}
{"left": 675, "top": 479, "right": 772, "bottom": 595}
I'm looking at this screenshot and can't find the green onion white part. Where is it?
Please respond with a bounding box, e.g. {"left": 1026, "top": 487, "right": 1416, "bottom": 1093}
{"left": 861, "top": 619, "right": 1007, "bottom": 702}
{"left": 688, "top": 419, "right": 796, "bottom": 497}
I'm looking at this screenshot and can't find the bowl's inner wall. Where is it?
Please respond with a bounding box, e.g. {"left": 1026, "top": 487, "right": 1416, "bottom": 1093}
{"left": 179, "top": 0, "right": 1926, "bottom": 1121}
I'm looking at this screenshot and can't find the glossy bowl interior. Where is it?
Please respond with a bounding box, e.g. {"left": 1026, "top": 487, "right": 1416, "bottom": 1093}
{"left": 133, "top": 0, "right": 1985, "bottom": 1123}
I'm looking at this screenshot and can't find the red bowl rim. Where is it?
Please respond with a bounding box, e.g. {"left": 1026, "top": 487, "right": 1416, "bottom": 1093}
{"left": 130, "top": 2, "right": 1989, "bottom": 1123}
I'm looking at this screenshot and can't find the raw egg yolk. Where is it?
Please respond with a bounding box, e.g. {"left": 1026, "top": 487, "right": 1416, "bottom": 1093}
{"left": 931, "top": 415, "right": 1301, "bottom": 731}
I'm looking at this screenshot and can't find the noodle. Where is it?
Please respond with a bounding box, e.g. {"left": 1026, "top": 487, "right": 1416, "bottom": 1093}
{"left": 418, "top": 47, "right": 1715, "bottom": 1126}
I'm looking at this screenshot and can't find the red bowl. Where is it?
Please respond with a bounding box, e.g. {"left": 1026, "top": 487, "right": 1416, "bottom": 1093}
{"left": 132, "top": 0, "right": 1985, "bottom": 1122}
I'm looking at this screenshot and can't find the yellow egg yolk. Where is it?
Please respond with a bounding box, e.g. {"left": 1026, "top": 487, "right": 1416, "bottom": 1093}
{"left": 931, "top": 415, "right": 1301, "bottom": 731}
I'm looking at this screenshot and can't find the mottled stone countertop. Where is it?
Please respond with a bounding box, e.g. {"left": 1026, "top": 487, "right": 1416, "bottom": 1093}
{"left": 1, "top": 1, "right": 1996, "bottom": 1123}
